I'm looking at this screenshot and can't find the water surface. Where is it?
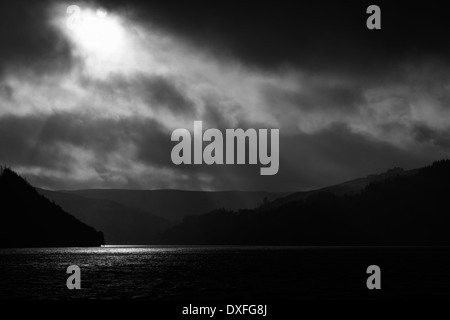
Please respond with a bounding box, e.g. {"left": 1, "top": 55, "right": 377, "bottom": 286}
{"left": 1, "top": 246, "right": 449, "bottom": 300}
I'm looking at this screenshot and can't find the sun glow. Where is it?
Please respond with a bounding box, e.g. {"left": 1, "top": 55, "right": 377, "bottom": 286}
{"left": 66, "top": 6, "right": 125, "bottom": 61}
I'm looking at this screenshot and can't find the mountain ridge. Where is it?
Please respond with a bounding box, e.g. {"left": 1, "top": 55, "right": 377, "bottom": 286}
{"left": 156, "top": 160, "right": 450, "bottom": 245}
{"left": 50, "top": 189, "right": 288, "bottom": 222}
{"left": 270, "top": 166, "right": 421, "bottom": 208}
{"left": 0, "top": 167, "right": 104, "bottom": 247}
{"left": 38, "top": 188, "right": 288, "bottom": 244}
{"left": 25, "top": 161, "right": 446, "bottom": 246}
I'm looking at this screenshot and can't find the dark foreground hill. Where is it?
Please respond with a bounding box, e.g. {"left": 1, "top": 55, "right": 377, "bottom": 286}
{"left": 157, "top": 160, "right": 450, "bottom": 246}
{"left": 0, "top": 167, "right": 104, "bottom": 247}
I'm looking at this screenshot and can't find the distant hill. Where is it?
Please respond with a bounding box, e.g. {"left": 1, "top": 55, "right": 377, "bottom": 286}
{"left": 50, "top": 189, "right": 288, "bottom": 223}
{"left": 37, "top": 189, "right": 170, "bottom": 245}
{"left": 269, "top": 166, "right": 419, "bottom": 208}
{"left": 156, "top": 160, "right": 450, "bottom": 246}
{"left": 0, "top": 167, "right": 104, "bottom": 247}
{"left": 37, "top": 189, "right": 287, "bottom": 245}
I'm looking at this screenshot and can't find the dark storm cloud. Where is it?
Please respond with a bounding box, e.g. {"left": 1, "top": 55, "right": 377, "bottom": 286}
{"left": 0, "top": 114, "right": 71, "bottom": 170}
{"left": 3, "top": 0, "right": 450, "bottom": 78}
{"left": 0, "top": 0, "right": 73, "bottom": 76}
{"left": 0, "top": 112, "right": 447, "bottom": 191}
{"left": 254, "top": 124, "right": 443, "bottom": 191}
{"left": 98, "top": 0, "right": 450, "bottom": 75}
{"left": 263, "top": 81, "right": 365, "bottom": 114}
{"left": 82, "top": 74, "right": 195, "bottom": 115}
{"left": 0, "top": 112, "right": 172, "bottom": 169}
{"left": 141, "top": 76, "right": 194, "bottom": 114}
{"left": 132, "top": 119, "right": 175, "bottom": 167}
{"left": 153, "top": 123, "right": 443, "bottom": 192}
{"left": 413, "top": 123, "right": 450, "bottom": 150}
{"left": 1, "top": 0, "right": 450, "bottom": 192}
{"left": 0, "top": 83, "right": 14, "bottom": 101}
{"left": 38, "top": 113, "right": 130, "bottom": 155}
{"left": 202, "top": 100, "right": 241, "bottom": 129}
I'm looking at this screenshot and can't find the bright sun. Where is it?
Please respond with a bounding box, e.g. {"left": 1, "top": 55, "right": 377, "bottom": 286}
{"left": 66, "top": 6, "right": 125, "bottom": 60}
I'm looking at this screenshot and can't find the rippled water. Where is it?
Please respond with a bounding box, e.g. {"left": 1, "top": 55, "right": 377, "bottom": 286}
{"left": 1, "top": 246, "right": 449, "bottom": 300}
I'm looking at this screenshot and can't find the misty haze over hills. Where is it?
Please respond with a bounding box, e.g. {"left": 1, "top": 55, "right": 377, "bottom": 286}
{"left": 157, "top": 160, "right": 450, "bottom": 245}
{"left": 2, "top": 159, "right": 450, "bottom": 247}
{"left": 269, "top": 167, "right": 420, "bottom": 208}
{"left": 36, "top": 167, "right": 416, "bottom": 245}
{"left": 38, "top": 188, "right": 287, "bottom": 244}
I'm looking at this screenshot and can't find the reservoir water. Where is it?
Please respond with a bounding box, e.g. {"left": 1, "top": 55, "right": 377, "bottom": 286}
{"left": 1, "top": 246, "right": 449, "bottom": 300}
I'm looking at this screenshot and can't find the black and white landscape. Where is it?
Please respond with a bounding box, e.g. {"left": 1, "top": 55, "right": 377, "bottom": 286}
{"left": 1, "top": 0, "right": 450, "bottom": 303}
{"left": 2, "top": 160, "right": 450, "bottom": 247}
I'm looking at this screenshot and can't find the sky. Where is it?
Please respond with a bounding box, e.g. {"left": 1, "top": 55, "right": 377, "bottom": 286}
{"left": 0, "top": 0, "right": 450, "bottom": 191}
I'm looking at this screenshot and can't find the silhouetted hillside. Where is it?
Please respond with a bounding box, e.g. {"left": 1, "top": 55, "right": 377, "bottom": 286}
{"left": 269, "top": 166, "right": 419, "bottom": 208}
{"left": 0, "top": 167, "right": 104, "bottom": 247}
{"left": 157, "top": 160, "right": 450, "bottom": 245}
